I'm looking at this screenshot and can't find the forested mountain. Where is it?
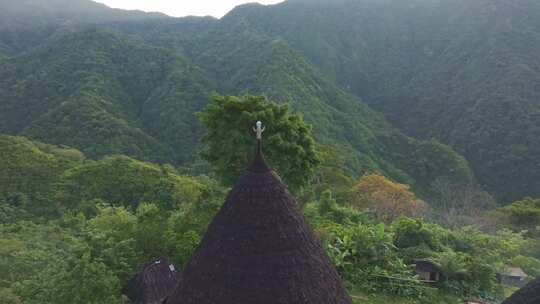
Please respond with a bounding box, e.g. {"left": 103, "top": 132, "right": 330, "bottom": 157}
{"left": 219, "top": 0, "right": 540, "bottom": 201}
{"left": 0, "top": 0, "right": 166, "bottom": 55}
{"left": 1, "top": 0, "right": 539, "bottom": 200}
{"left": 2, "top": 2, "right": 540, "bottom": 303}
{"left": 0, "top": 29, "right": 211, "bottom": 164}
{"left": 0, "top": 134, "right": 210, "bottom": 218}
{"left": 0, "top": 15, "right": 473, "bottom": 194}
{"left": 0, "top": 135, "right": 84, "bottom": 217}
{"left": 157, "top": 19, "right": 472, "bottom": 188}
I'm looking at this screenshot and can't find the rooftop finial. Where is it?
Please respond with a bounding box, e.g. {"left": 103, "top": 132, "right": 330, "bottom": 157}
{"left": 253, "top": 121, "right": 265, "bottom": 158}
{"left": 253, "top": 121, "right": 265, "bottom": 140}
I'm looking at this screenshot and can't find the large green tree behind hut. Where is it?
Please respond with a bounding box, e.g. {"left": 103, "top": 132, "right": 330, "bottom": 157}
{"left": 197, "top": 94, "right": 320, "bottom": 191}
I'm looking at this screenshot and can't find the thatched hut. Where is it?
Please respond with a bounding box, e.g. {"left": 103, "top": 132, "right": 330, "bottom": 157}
{"left": 502, "top": 277, "right": 540, "bottom": 304}
{"left": 166, "top": 122, "right": 352, "bottom": 304}
{"left": 413, "top": 260, "right": 441, "bottom": 283}
{"left": 122, "top": 257, "right": 181, "bottom": 304}
{"left": 498, "top": 267, "right": 528, "bottom": 287}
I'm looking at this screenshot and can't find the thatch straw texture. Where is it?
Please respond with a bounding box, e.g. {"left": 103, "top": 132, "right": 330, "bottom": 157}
{"left": 502, "top": 277, "right": 540, "bottom": 304}
{"left": 166, "top": 149, "right": 352, "bottom": 304}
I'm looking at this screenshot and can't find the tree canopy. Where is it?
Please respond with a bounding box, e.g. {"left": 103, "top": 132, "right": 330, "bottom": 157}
{"left": 349, "top": 174, "right": 426, "bottom": 223}
{"left": 198, "top": 94, "right": 320, "bottom": 191}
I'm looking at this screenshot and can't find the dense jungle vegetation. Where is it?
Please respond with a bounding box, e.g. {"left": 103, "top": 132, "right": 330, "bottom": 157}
{"left": 1, "top": 132, "right": 539, "bottom": 303}
{"left": 1, "top": 0, "right": 539, "bottom": 303}
{"left": 2, "top": 0, "right": 539, "bottom": 201}
{"left": 1, "top": 101, "right": 538, "bottom": 303}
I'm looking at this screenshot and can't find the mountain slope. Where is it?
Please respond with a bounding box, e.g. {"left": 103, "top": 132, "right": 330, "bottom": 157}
{"left": 0, "top": 29, "right": 211, "bottom": 164}
{"left": 1, "top": 0, "right": 537, "bottom": 200}
{"left": 0, "top": 24, "right": 473, "bottom": 194}
{"left": 100, "top": 17, "right": 476, "bottom": 191}
{"left": 0, "top": 0, "right": 166, "bottom": 55}
{"left": 0, "top": 135, "right": 84, "bottom": 216}
{"left": 176, "top": 23, "right": 472, "bottom": 189}
{"left": 221, "top": 0, "right": 540, "bottom": 201}
{"left": 0, "top": 134, "right": 209, "bottom": 218}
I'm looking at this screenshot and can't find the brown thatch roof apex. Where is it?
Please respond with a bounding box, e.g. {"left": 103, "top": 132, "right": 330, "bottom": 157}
{"left": 166, "top": 133, "right": 352, "bottom": 304}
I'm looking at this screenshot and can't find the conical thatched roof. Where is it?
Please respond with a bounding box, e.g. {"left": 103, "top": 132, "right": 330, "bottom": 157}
{"left": 166, "top": 134, "right": 352, "bottom": 304}
{"left": 502, "top": 277, "right": 540, "bottom": 304}
{"left": 122, "top": 257, "right": 181, "bottom": 304}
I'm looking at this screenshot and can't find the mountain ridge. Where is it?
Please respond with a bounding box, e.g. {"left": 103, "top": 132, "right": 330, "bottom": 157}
{"left": 218, "top": 0, "right": 540, "bottom": 201}
{"left": 0, "top": 24, "right": 473, "bottom": 195}
{"left": 4, "top": 0, "right": 536, "bottom": 200}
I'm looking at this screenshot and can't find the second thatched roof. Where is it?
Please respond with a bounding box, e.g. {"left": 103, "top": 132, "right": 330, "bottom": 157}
{"left": 122, "top": 257, "right": 181, "bottom": 304}
{"left": 502, "top": 277, "right": 540, "bottom": 304}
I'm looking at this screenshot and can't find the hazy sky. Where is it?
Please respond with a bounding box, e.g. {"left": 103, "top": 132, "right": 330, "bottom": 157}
{"left": 92, "top": 0, "right": 284, "bottom": 18}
